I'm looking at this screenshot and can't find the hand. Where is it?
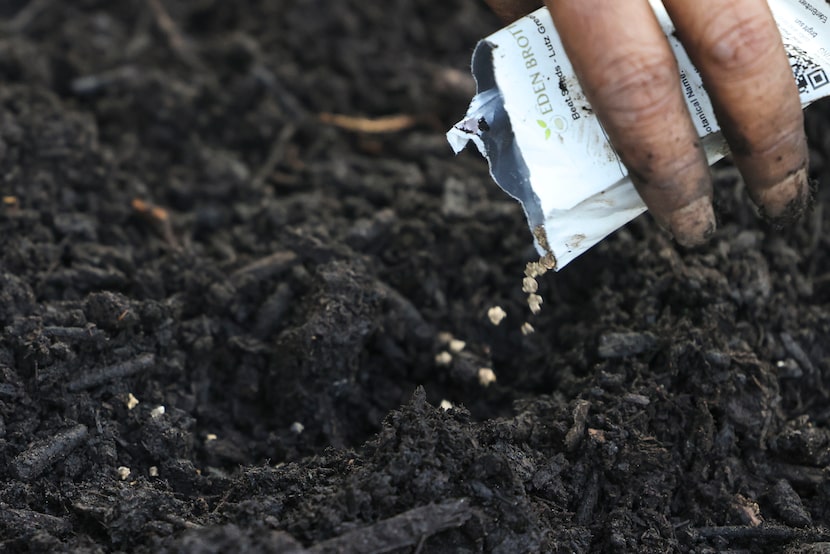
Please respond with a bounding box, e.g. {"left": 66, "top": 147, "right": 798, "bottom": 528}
{"left": 484, "top": 0, "right": 810, "bottom": 246}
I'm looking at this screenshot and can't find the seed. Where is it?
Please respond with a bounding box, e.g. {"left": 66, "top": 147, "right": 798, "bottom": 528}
{"left": 477, "top": 368, "right": 497, "bottom": 387}
{"left": 435, "top": 351, "right": 453, "bottom": 366}
{"left": 528, "top": 294, "right": 543, "bottom": 314}
{"left": 488, "top": 306, "right": 507, "bottom": 325}
{"left": 126, "top": 393, "right": 139, "bottom": 410}
{"left": 522, "top": 277, "right": 538, "bottom": 294}
{"left": 448, "top": 339, "right": 466, "bottom": 353}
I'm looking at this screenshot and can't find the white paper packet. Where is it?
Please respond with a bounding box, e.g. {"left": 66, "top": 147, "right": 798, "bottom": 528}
{"left": 449, "top": 0, "right": 830, "bottom": 270}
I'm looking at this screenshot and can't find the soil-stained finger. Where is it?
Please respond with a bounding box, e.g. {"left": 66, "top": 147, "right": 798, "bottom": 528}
{"left": 664, "top": 0, "right": 809, "bottom": 223}
{"left": 484, "top": 0, "right": 543, "bottom": 23}
{"left": 546, "top": 0, "right": 715, "bottom": 246}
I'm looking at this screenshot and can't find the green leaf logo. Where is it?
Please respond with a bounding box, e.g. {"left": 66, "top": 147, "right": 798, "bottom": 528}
{"left": 537, "top": 119, "right": 551, "bottom": 140}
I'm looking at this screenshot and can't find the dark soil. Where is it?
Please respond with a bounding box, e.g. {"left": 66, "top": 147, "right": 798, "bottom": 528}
{"left": 1, "top": 1, "right": 830, "bottom": 552}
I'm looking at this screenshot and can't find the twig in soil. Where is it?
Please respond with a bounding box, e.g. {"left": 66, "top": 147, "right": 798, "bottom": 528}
{"left": 0, "top": 507, "right": 72, "bottom": 535}
{"left": 575, "top": 471, "right": 600, "bottom": 526}
{"left": 771, "top": 462, "right": 826, "bottom": 487}
{"left": 41, "top": 325, "right": 106, "bottom": 342}
{"left": 564, "top": 400, "right": 591, "bottom": 452}
{"left": 131, "top": 198, "right": 179, "bottom": 248}
{"left": 145, "top": 0, "right": 202, "bottom": 69}
{"left": 230, "top": 251, "right": 298, "bottom": 285}
{"left": 689, "top": 524, "right": 830, "bottom": 544}
{"left": 318, "top": 112, "right": 419, "bottom": 133}
{"left": 162, "top": 513, "right": 202, "bottom": 530}
{"left": 67, "top": 353, "right": 156, "bottom": 391}
{"left": 780, "top": 332, "right": 817, "bottom": 375}
{"left": 0, "top": 0, "right": 52, "bottom": 33}
{"left": 253, "top": 124, "right": 297, "bottom": 188}
{"left": 307, "top": 498, "right": 472, "bottom": 554}
{"left": 11, "top": 424, "right": 88, "bottom": 481}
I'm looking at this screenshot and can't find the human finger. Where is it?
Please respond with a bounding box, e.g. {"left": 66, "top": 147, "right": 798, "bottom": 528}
{"left": 663, "top": 0, "right": 809, "bottom": 223}
{"left": 483, "top": 0, "right": 542, "bottom": 24}
{"left": 546, "top": 0, "right": 715, "bottom": 245}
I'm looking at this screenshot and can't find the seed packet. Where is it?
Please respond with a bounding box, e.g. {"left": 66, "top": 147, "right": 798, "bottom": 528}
{"left": 448, "top": 0, "right": 830, "bottom": 269}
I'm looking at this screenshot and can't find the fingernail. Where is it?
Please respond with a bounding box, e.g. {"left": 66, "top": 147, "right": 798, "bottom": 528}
{"left": 668, "top": 197, "right": 716, "bottom": 247}
{"left": 756, "top": 167, "right": 809, "bottom": 225}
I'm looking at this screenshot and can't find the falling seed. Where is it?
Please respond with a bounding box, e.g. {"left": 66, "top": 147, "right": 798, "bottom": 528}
{"left": 478, "top": 368, "right": 497, "bottom": 387}
{"left": 150, "top": 405, "right": 165, "bottom": 418}
{"left": 290, "top": 421, "right": 305, "bottom": 434}
{"left": 488, "top": 306, "right": 507, "bottom": 325}
{"left": 205, "top": 433, "right": 218, "bottom": 442}
{"left": 528, "top": 294, "right": 543, "bottom": 314}
{"left": 149, "top": 466, "right": 159, "bottom": 477}
{"left": 522, "top": 277, "right": 538, "bottom": 294}
{"left": 117, "top": 466, "right": 131, "bottom": 481}
{"left": 521, "top": 322, "right": 535, "bottom": 335}
{"left": 437, "top": 332, "right": 454, "bottom": 344}
{"left": 440, "top": 399, "right": 453, "bottom": 411}
{"left": 435, "top": 351, "right": 453, "bottom": 366}
{"left": 126, "top": 393, "right": 139, "bottom": 410}
{"left": 448, "top": 339, "right": 466, "bottom": 354}
{"left": 524, "top": 261, "right": 543, "bottom": 279}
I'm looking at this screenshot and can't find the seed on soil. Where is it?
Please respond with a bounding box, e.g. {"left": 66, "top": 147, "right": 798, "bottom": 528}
{"left": 11, "top": 424, "right": 89, "bottom": 481}
{"left": 117, "top": 466, "right": 131, "bottom": 481}
{"left": 448, "top": 339, "right": 466, "bottom": 353}
{"left": 205, "top": 434, "right": 218, "bottom": 442}
{"left": 487, "top": 306, "right": 507, "bottom": 325}
{"left": 435, "top": 351, "right": 453, "bottom": 366}
{"left": 149, "top": 466, "right": 159, "bottom": 477}
{"left": 290, "top": 422, "right": 305, "bottom": 434}
{"left": 126, "top": 393, "right": 139, "bottom": 410}
{"left": 527, "top": 294, "right": 543, "bottom": 314}
{"left": 437, "top": 332, "right": 454, "bottom": 344}
{"left": 477, "top": 368, "right": 496, "bottom": 387}
{"left": 521, "top": 322, "right": 535, "bottom": 335}
{"left": 150, "top": 406, "right": 166, "bottom": 418}
{"left": 440, "top": 399, "right": 453, "bottom": 411}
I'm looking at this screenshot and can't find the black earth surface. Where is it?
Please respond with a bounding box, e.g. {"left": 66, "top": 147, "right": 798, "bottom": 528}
{"left": 2, "top": 1, "right": 830, "bottom": 552}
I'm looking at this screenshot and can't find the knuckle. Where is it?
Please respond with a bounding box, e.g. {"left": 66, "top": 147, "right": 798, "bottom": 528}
{"left": 701, "top": 13, "right": 780, "bottom": 74}
{"left": 592, "top": 53, "right": 680, "bottom": 126}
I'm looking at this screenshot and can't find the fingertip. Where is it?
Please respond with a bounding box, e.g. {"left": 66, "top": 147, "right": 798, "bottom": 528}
{"left": 667, "top": 196, "right": 717, "bottom": 247}
{"left": 754, "top": 166, "right": 811, "bottom": 227}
